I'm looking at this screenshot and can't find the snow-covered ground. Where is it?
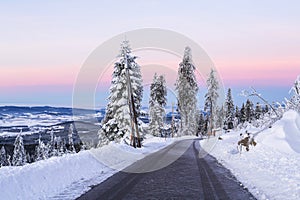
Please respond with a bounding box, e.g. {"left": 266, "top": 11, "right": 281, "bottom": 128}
{"left": 2, "top": 109, "right": 300, "bottom": 200}
{"left": 202, "top": 110, "right": 300, "bottom": 200}
{"left": 0, "top": 136, "right": 177, "bottom": 200}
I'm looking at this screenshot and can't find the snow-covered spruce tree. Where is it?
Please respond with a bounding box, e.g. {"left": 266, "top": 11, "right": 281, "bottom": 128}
{"left": 263, "top": 104, "right": 269, "bottom": 116}
{"left": 68, "top": 124, "right": 76, "bottom": 153}
{"left": 35, "top": 136, "right": 48, "bottom": 161}
{"left": 175, "top": 47, "right": 198, "bottom": 135}
{"left": 98, "top": 40, "right": 143, "bottom": 146}
{"left": 224, "top": 88, "right": 235, "bottom": 129}
{"left": 7, "top": 155, "right": 11, "bottom": 166}
{"left": 240, "top": 103, "right": 246, "bottom": 123}
{"left": 59, "top": 138, "right": 67, "bottom": 155}
{"left": 245, "top": 99, "right": 254, "bottom": 122}
{"left": 235, "top": 105, "right": 240, "bottom": 124}
{"left": 197, "top": 112, "right": 206, "bottom": 136}
{"left": 204, "top": 69, "right": 219, "bottom": 134}
{"left": 289, "top": 75, "right": 300, "bottom": 112}
{"left": 255, "top": 102, "right": 263, "bottom": 119}
{"left": 216, "top": 105, "right": 225, "bottom": 130}
{"left": 59, "top": 139, "right": 67, "bottom": 155}
{"left": 26, "top": 152, "right": 32, "bottom": 163}
{"left": 0, "top": 146, "right": 9, "bottom": 167}
{"left": 149, "top": 73, "right": 167, "bottom": 136}
{"left": 242, "top": 87, "right": 280, "bottom": 118}
{"left": 47, "top": 129, "right": 57, "bottom": 157}
{"left": 53, "top": 136, "right": 63, "bottom": 156}
{"left": 12, "top": 132, "right": 26, "bottom": 166}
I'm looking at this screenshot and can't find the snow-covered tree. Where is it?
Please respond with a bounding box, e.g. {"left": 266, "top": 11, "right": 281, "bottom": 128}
{"left": 26, "top": 152, "right": 32, "bottom": 163}
{"left": 245, "top": 99, "right": 254, "bottom": 122}
{"left": 263, "top": 104, "right": 269, "bottom": 115}
{"left": 60, "top": 139, "right": 67, "bottom": 154}
{"left": 149, "top": 73, "right": 167, "bottom": 136}
{"left": 224, "top": 88, "right": 235, "bottom": 129}
{"left": 233, "top": 105, "right": 240, "bottom": 126}
{"left": 35, "top": 136, "right": 48, "bottom": 161}
{"left": 7, "top": 155, "right": 11, "bottom": 166}
{"left": 149, "top": 74, "right": 167, "bottom": 107}
{"left": 12, "top": 132, "right": 26, "bottom": 166}
{"left": 175, "top": 47, "right": 198, "bottom": 135}
{"left": 0, "top": 146, "right": 9, "bottom": 167}
{"left": 53, "top": 136, "right": 63, "bottom": 156}
{"left": 235, "top": 106, "right": 240, "bottom": 121}
{"left": 241, "top": 87, "right": 280, "bottom": 118}
{"left": 47, "top": 129, "right": 57, "bottom": 157}
{"left": 216, "top": 105, "right": 225, "bottom": 129}
{"left": 197, "top": 112, "right": 207, "bottom": 136}
{"left": 240, "top": 103, "right": 246, "bottom": 123}
{"left": 289, "top": 75, "right": 300, "bottom": 112}
{"left": 255, "top": 102, "right": 263, "bottom": 119}
{"left": 204, "top": 69, "right": 219, "bottom": 134}
{"left": 98, "top": 40, "right": 143, "bottom": 146}
{"left": 149, "top": 103, "right": 164, "bottom": 136}
{"left": 68, "top": 124, "right": 76, "bottom": 153}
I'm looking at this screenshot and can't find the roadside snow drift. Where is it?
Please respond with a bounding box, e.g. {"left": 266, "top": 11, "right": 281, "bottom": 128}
{"left": 257, "top": 110, "right": 300, "bottom": 154}
{"left": 0, "top": 136, "right": 176, "bottom": 200}
{"left": 202, "top": 110, "right": 300, "bottom": 200}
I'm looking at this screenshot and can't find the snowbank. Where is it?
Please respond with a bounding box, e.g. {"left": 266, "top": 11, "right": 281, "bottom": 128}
{"left": 257, "top": 110, "right": 300, "bottom": 154}
{"left": 0, "top": 136, "right": 176, "bottom": 200}
{"left": 202, "top": 110, "right": 300, "bottom": 200}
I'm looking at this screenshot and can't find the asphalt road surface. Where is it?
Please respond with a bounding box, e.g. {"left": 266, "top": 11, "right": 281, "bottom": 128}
{"left": 77, "top": 139, "right": 256, "bottom": 200}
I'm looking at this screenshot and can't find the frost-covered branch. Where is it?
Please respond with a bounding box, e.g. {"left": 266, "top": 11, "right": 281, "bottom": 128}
{"left": 240, "top": 87, "right": 280, "bottom": 117}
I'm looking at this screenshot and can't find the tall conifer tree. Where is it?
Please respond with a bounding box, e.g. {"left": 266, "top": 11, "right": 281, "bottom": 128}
{"left": 98, "top": 40, "right": 143, "bottom": 146}
{"left": 204, "top": 69, "right": 219, "bottom": 134}
{"left": 175, "top": 47, "right": 198, "bottom": 135}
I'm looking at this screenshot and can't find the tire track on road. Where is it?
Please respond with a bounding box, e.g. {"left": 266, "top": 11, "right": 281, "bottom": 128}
{"left": 78, "top": 139, "right": 256, "bottom": 200}
{"left": 193, "top": 141, "right": 230, "bottom": 200}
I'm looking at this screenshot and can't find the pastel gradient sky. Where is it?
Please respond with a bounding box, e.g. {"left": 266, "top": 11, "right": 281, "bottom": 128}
{"left": 0, "top": 0, "right": 299, "bottom": 107}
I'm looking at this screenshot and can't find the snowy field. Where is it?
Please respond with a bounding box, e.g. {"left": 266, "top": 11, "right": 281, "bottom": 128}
{"left": 0, "top": 106, "right": 104, "bottom": 137}
{"left": 0, "top": 136, "right": 179, "bottom": 200}
{"left": 202, "top": 110, "right": 300, "bottom": 200}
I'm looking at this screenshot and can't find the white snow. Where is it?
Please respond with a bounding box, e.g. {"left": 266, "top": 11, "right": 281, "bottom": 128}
{"left": 0, "top": 112, "right": 101, "bottom": 129}
{"left": 0, "top": 136, "right": 177, "bottom": 200}
{"left": 3, "top": 110, "right": 300, "bottom": 199}
{"left": 201, "top": 110, "right": 300, "bottom": 200}
{"left": 0, "top": 111, "right": 103, "bottom": 137}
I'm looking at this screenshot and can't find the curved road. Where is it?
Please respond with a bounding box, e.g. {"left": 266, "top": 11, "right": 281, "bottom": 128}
{"left": 77, "top": 139, "right": 256, "bottom": 200}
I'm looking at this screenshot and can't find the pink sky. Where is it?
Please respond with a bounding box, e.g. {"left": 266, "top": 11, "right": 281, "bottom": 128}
{"left": 1, "top": 58, "right": 298, "bottom": 90}
{"left": 1, "top": 1, "right": 300, "bottom": 106}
